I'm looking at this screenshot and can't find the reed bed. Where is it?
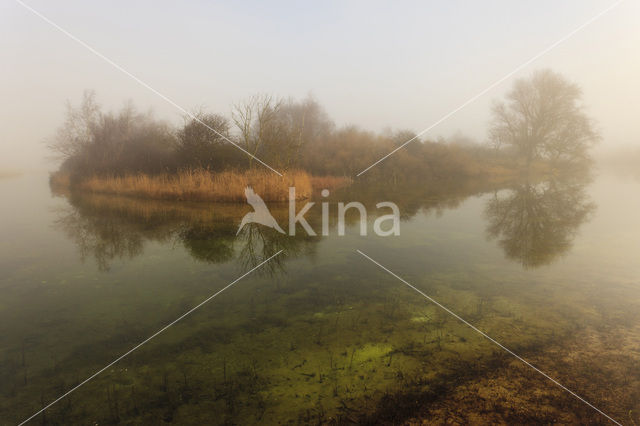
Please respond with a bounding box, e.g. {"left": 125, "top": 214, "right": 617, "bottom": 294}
{"left": 56, "top": 169, "right": 317, "bottom": 202}
{"left": 309, "top": 175, "right": 352, "bottom": 192}
{"left": 49, "top": 171, "right": 71, "bottom": 188}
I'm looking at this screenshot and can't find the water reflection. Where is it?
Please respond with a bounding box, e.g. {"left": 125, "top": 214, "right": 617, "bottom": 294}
{"left": 53, "top": 192, "right": 318, "bottom": 273}
{"left": 484, "top": 173, "right": 595, "bottom": 268}
{"left": 53, "top": 172, "right": 596, "bottom": 274}
{"left": 28, "top": 173, "right": 640, "bottom": 424}
{"left": 179, "top": 224, "right": 236, "bottom": 264}
{"left": 237, "top": 222, "right": 320, "bottom": 275}
{"left": 52, "top": 177, "right": 502, "bottom": 274}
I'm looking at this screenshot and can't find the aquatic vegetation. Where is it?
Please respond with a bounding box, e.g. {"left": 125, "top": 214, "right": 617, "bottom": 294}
{"left": 2, "top": 172, "right": 640, "bottom": 424}
{"left": 4, "top": 258, "right": 634, "bottom": 424}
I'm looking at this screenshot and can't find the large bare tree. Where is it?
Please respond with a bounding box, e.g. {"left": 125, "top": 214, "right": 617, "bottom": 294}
{"left": 232, "top": 94, "right": 283, "bottom": 169}
{"left": 490, "top": 69, "right": 599, "bottom": 167}
{"left": 49, "top": 92, "right": 176, "bottom": 175}
{"left": 232, "top": 94, "right": 333, "bottom": 170}
{"left": 48, "top": 90, "right": 100, "bottom": 162}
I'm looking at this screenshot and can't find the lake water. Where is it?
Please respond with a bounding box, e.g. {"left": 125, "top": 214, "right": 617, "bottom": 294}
{"left": 1, "top": 170, "right": 639, "bottom": 424}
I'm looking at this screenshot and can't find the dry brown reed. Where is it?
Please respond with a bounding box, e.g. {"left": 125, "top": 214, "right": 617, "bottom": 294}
{"left": 309, "top": 175, "right": 352, "bottom": 192}
{"left": 49, "top": 172, "right": 71, "bottom": 190}
{"left": 53, "top": 169, "right": 317, "bottom": 202}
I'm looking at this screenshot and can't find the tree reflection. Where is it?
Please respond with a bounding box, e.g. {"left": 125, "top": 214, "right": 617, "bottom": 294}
{"left": 179, "top": 224, "right": 236, "bottom": 264}
{"left": 53, "top": 172, "right": 590, "bottom": 274}
{"left": 53, "top": 192, "right": 316, "bottom": 273}
{"left": 484, "top": 174, "right": 595, "bottom": 269}
{"left": 53, "top": 193, "right": 171, "bottom": 271}
{"left": 236, "top": 223, "right": 318, "bottom": 277}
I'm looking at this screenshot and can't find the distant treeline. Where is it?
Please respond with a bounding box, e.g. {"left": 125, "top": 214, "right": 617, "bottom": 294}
{"left": 49, "top": 92, "right": 513, "bottom": 181}
{"left": 50, "top": 70, "right": 596, "bottom": 183}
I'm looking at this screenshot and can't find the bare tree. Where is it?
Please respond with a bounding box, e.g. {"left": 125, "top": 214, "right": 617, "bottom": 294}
{"left": 490, "top": 69, "right": 599, "bottom": 168}
{"left": 232, "top": 94, "right": 333, "bottom": 170}
{"left": 232, "top": 94, "right": 283, "bottom": 169}
{"left": 274, "top": 95, "right": 333, "bottom": 168}
{"left": 48, "top": 90, "right": 100, "bottom": 162}
{"left": 49, "top": 92, "right": 176, "bottom": 175}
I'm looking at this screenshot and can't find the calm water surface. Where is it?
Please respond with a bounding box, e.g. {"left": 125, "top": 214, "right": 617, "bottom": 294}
{"left": 0, "top": 171, "right": 639, "bottom": 424}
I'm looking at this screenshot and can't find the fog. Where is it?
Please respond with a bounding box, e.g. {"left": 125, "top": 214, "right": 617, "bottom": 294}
{"left": 1, "top": 0, "right": 639, "bottom": 171}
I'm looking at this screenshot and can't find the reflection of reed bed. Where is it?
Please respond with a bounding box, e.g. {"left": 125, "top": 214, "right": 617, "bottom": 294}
{"left": 69, "top": 191, "right": 246, "bottom": 224}
{"left": 54, "top": 188, "right": 324, "bottom": 279}
{"left": 65, "top": 191, "right": 293, "bottom": 232}
{"left": 51, "top": 169, "right": 351, "bottom": 203}
{"left": 55, "top": 190, "right": 307, "bottom": 272}
{"left": 56, "top": 182, "right": 357, "bottom": 232}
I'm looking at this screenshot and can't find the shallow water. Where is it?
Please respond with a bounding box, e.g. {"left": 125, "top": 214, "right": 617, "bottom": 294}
{"left": 0, "top": 171, "right": 639, "bottom": 424}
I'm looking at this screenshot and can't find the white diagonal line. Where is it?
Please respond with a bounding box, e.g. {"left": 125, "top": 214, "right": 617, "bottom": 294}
{"left": 14, "top": 0, "right": 282, "bottom": 177}
{"left": 356, "top": 0, "right": 625, "bottom": 176}
{"left": 356, "top": 249, "right": 621, "bottom": 425}
{"left": 19, "top": 250, "right": 283, "bottom": 426}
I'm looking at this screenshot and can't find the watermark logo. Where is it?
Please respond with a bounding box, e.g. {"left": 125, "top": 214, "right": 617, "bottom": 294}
{"left": 237, "top": 186, "right": 400, "bottom": 236}
{"left": 237, "top": 187, "right": 286, "bottom": 235}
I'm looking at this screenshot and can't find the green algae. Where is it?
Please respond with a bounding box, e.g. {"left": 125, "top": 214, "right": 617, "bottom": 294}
{"left": 0, "top": 262, "right": 601, "bottom": 424}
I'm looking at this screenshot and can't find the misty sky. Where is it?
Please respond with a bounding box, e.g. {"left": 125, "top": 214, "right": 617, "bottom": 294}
{"left": 1, "top": 0, "right": 639, "bottom": 170}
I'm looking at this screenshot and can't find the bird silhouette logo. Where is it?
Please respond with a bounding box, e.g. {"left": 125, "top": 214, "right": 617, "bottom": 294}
{"left": 236, "top": 186, "right": 285, "bottom": 235}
